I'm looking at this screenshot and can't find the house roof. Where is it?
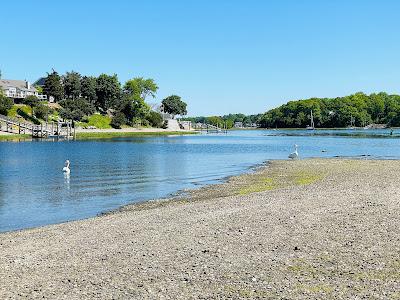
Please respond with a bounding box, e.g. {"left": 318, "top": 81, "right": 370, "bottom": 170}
{"left": 0, "top": 79, "right": 37, "bottom": 92}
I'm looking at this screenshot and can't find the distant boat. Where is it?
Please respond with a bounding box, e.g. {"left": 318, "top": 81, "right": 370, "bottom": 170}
{"left": 306, "top": 110, "right": 315, "bottom": 130}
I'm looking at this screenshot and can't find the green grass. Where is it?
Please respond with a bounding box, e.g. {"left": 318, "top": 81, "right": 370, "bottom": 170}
{"left": 75, "top": 131, "right": 197, "bottom": 139}
{"left": 7, "top": 104, "right": 41, "bottom": 124}
{"left": 0, "top": 134, "right": 31, "bottom": 141}
{"left": 7, "top": 104, "right": 31, "bottom": 118}
{"left": 48, "top": 110, "right": 59, "bottom": 122}
{"left": 78, "top": 114, "right": 112, "bottom": 129}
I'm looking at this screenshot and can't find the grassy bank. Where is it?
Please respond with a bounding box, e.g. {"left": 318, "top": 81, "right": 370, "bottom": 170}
{"left": 0, "top": 134, "right": 31, "bottom": 141}
{"left": 75, "top": 131, "right": 198, "bottom": 139}
{"left": 77, "top": 114, "right": 112, "bottom": 129}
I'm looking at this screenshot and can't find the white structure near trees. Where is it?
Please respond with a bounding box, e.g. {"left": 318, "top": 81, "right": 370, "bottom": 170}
{"left": 0, "top": 79, "right": 47, "bottom": 101}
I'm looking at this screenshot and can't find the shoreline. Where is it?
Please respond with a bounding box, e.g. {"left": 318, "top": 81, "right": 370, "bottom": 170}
{"left": 1, "top": 158, "right": 399, "bottom": 298}
{"left": 75, "top": 129, "right": 198, "bottom": 139}
{"left": 0, "top": 128, "right": 198, "bottom": 141}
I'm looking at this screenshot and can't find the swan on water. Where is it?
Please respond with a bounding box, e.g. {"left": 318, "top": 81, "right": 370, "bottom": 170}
{"left": 62, "top": 160, "right": 70, "bottom": 174}
{"left": 288, "top": 144, "right": 299, "bottom": 159}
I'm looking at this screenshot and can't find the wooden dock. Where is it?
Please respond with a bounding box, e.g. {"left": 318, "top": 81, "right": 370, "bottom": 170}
{"left": 0, "top": 114, "right": 75, "bottom": 138}
{"left": 195, "top": 123, "right": 228, "bottom": 134}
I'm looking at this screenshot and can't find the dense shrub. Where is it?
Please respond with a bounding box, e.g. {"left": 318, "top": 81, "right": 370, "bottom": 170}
{"left": 110, "top": 112, "right": 127, "bottom": 129}
{"left": 59, "top": 98, "right": 95, "bottom": 121}
{"left": 146, "top": 111, "right": 164, "bottom": 128}
{"left": 34, "top": 104, "right": 53, "bottom": 120}
{"left": 0, "top": 94, "right": 13, "bottom": 115}
{"left": 17, "top": 108, "right": 41, "bottom": 124}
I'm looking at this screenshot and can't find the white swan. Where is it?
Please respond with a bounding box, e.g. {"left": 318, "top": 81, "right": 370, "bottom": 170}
{"left": 288, "top": 144, "right": 299, "bottom": 159}
{"left": 62, "top": 160, "right": 70, "bottom": 174}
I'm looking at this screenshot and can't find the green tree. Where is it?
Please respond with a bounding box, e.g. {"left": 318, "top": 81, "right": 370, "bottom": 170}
{"left": 116, "top": 77, "right": 156, "bottom": 125}
{"left": 63, "top": 71, "right": 81, "bottom": 99}
{"left": 258, "top": 92, "right": 400, "bottom": 128}
{"left": 43, "top": 71, "right": 64, "bottom": 101}
{"left": 117, "top": 95, "right": 150, "bottom": 125}
{"left": 146, "top": 111, "right": 164, "bottom": 128}
{"left": 95, "top": 74, "right": 121, "bottom": 112}
{"left": 124, "top": 77, "right": 158, "bottom": 101}
{"left": 0, "top": 92, "right": 13, "bottom": 115}
{"left": 59, "top": 98, "right": 95, "bottom": 121}
{"left": 161, "top": 95, "right": 187, "bottom": 117}
{"left": 34, "top": 104, "right": 53, "bottom": 120}
{"left": 81, "top": 76, "right": 97, "bottom": 104}
{"left": 35, "top": 85, "right": 44, "bottom": 94}
{"left": 206, "top": 116, "right": 224, "bottom": 127}
{"left": 110, "top": 111, "right": 127, "bottom": 129}
{"left": 23, "top": 95, "right": 39, "bottom": 116}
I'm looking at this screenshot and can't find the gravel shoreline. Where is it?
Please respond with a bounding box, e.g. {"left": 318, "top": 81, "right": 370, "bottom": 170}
{"left": 1, "top": 159, "right": 399, "bottom": 299}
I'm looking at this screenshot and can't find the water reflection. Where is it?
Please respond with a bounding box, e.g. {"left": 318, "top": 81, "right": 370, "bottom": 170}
{"left": 64, "top": 173, "right": 70, "bottom": 189}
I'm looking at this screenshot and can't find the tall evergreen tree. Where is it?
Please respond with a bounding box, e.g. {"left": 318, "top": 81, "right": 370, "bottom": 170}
{"left": 81, "top": 76, "right": 97, "bottom": 104}
{"left": 95, "top": 74, "right": 121, "bottom": 112}
{"left": 43, "top": 71, "right": 64, "bottom": 101}
{"left": 63, "top": 71, "right": 81, "bottom": 99}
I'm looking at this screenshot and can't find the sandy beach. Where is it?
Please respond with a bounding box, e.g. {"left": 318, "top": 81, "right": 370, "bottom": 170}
{"left": 1, "top": 159, "right": 399, "bottom": 299}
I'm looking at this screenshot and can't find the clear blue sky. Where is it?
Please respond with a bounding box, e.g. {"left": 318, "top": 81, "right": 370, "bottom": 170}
{"left": 2, "top": 0, "right": 400, "bottom": 116}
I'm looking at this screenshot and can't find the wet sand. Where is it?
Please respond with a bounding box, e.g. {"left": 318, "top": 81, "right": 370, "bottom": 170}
{"left": 1, "top": 159, "right": 399, "bottom": 299}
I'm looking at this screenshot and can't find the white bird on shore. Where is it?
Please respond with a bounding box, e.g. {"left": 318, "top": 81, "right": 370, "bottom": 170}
{"left": 62, "top": 160, "right": 70, "bottom": 174}
{"left": 288, "top": 144, "right": 299, "bottom": 159}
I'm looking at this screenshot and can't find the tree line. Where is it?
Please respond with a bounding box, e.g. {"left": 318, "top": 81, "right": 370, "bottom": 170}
{"left": 183, "top": 113, "right": 262, "bottom": 129}
{"left": 7, "top": 71, "right": 188, "bottom": 129}
{"left": 258, "top": 92, "right": 400, "bottom": 128}
{"left": 43, "top": 71, "right": 187, "bottom": 128}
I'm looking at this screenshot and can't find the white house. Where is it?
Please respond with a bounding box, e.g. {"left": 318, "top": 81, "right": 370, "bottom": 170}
{"left": 234, "top": 121, "right": 243, "bottom": 128}
{"left": 0, "top": 79, "right": 47, "bottom": 101}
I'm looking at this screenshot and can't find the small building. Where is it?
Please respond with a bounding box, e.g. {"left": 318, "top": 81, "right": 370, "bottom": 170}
{"left": 234, "top": 121, "right": 243, "bottom": 128}
{"left": 245, "top": 123, "right": 258, "bottom": 128}
{"left": 0, "top": 79, "right": 47, "bottom": 101}
{"left": 179, "top": 120, "right": 192, "bottom": 130}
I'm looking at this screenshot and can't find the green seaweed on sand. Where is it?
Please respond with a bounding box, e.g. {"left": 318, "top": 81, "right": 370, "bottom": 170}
{"left": 295, "top": 284, "right": 334, "bottom": 294}
{"left": 238, "top": 177, "right": 276, "bottom": 195}
{"left": 236, "top": 164, "right": 326, "bottom": 196}
{"left": 293, "top": 171, "right": 324, "bottom": 185}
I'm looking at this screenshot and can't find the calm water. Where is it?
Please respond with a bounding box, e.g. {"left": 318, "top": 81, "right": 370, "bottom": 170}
{"left": 1, "top": 128, "right": 400, "bottom": 232}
